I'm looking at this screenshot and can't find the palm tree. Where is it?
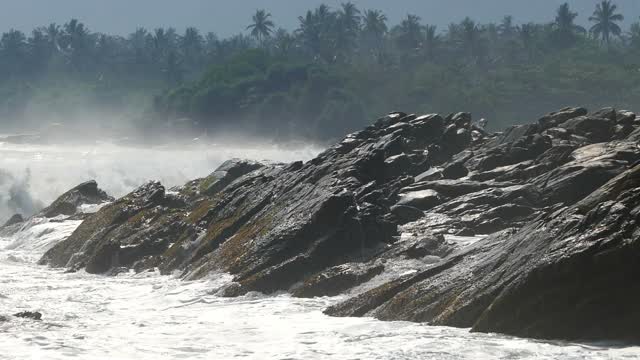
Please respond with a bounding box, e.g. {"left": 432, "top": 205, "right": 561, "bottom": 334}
{"left": 153, "top": 28, "right": 169, "bottom": 62}
{"left": 247, "top": 9, "right": 275, "bottom": 45}
{"left": 499, "top": 15, "right": 516, "bottom": 38}
{"left": 552, "top": 3, "right": 585, "bottom": 47}
{"left": 1, "top": 30, "right": 28, "bottom": 75}
{"left": 43, "top": 23, "right": 62, "bottom": 52}
{"left": 297, "top": 10, "right": 322, "bottom": 58}
{"left": 181, "top": 27, "right": 204, "bottom": 67}
{"left": 362, "top": 9, "right": 388, "bottom": 42}
{"left": 2, "top": 30, "right": 27, "bottom": 56}
{"left": 519, "top": 23, "right": 538, "bottom": 61}
{"left": 629, "top": 19, "right": 640, "bottom": 50}
{"left": 339, "top": 2, "right": 361, "bottom": 35}
{"left": 397, "top": 14, "right": 423, "bottom": 50}
{"left": 335, "top": 3, "right": 361, "bottom": 57}
{"left": 28, "top": 29, "right": 51, "bottom": 73}
{"left": 315, "top": 4, "right": 332, "bottom": 25}
{"left": 62, "top": 19, "right": 88, "bottom": 51}
{"left": 296, "top": 6, "right": 337, "bottom": 61}
{"left": 422, "top": 25, "right": 439, "bottom": 61}
{"left": 273, "top": 28, "right": 295, "bottom": 57}
{"left": 61, "top": 19, "right": 90, "bottom": 71}
{"left": 589, "top": 0, "right": 624, "bottom": 46}
{"left": 460, "top": 17, "right": 482, "bottom": 59}
{"left": 204, "top": 32, "right": 219, "bottom": 59}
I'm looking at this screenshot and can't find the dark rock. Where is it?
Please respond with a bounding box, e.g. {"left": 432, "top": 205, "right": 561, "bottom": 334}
{"left": 464, "top": 133, "right": 552, "bottom": 173}
{"left": 40, "top": 181, "right": 185, "bottom": 271}
{"left": 13, "top": 311, "right": 42, "bottom": 321}
{"left": 538, "top": 107, "right": 588, "bottom": 130}
{"left": 410, "top": 114, "right": 445, "bottom": 139}
{"left": 390, "top": 205, "right": 424, "bottom": 223}
{"left": 558, "top": 115, "right": 615, "bottom": 143}
{"left": 544, "top": 127, "right": 570, "bottom": 140}
{"left": 292, "top": 263, "right": 384, "bottom": 298}
{"left": 533, "top": 142, "right": 640, "bottom": 205}
{"left": 452, "top": 112, "right": 472, "bottom": 128}
{"left": 199, "top": 159, "right": 265, "bottom": 196}
{"left": 2, "top": 214, "right": 24, "bottom": 228}
{"left": 384, "top": 153, "right": 412, "bottom": 178}
{"left": 494, "top": 124, "right": 539, "bottom": 145}
{"left": 39, "top": 180, "right": 113, "bottom": 218}
{"left": 396, "top": 189, "right": 441, "bottom": 210}
{"left": 36, "top": 105, "right": 640, "bottom": 343}
{"left": 399, "top": 233, "right": 448, "bottom": 259}
{"left": 441, "top": 161, "right": 468, "bottom": 179}
{"left": 616, "top": 110, "right": 636, "bottom": 125}
{"left": 613, "top": 124, "right": 635, "bottom": 140}
{"left": 627, "top": 126, "right": 640, "bottom": 142}
{"left": 590, "top": 107, "right": 617, "bottom": 121}
{"left": 327, "top": 164, "right": 640, "bottom": 343}
{"left": 442, "top": 125, "right": 471, "bottom": 152}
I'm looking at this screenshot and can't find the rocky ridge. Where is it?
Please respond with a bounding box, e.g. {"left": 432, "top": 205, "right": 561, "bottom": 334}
{"left": 36, "top": 106, "right": 640, "bottom": 343}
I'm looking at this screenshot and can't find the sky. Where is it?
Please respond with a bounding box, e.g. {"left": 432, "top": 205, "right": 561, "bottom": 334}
{"left": 1, "top": 0, "right": 640, "bottom": 37}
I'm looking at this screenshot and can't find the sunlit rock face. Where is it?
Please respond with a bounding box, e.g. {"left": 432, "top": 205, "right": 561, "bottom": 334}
{"left": 35, "top": 106, "right": 640, "bottom": 343}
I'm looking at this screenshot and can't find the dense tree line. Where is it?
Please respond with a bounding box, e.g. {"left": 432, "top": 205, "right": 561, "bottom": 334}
{"left": 1, "top": 1, "right": 640, "bottom": 140}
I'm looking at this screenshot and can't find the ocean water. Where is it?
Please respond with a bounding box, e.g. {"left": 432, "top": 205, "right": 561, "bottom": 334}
{"left": 2, "top": 216, "right": 640, "bottom": 359}
{"left": 0, "top": 143, "right": 639, "bottom": 360}
{"left": 0, "top": 140, "right": 320, "bottom": 222}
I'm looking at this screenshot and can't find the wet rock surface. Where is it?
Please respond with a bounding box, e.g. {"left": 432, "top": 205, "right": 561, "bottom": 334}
{"left": 38, "top": 180, "right": 113, "bottom": 218}
{"left": 1, "top": 214, "right": 24, "bottom": 228}
{"left": 13, "top": 311, "right": 42, "bottom": 321}
{"left": 38, "top": 106, "right": 640, "bottom": 343}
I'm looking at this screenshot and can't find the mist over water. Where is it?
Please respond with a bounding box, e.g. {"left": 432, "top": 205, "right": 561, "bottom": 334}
{"left": 0, "top": 138, "right": 321, "bottom": 223}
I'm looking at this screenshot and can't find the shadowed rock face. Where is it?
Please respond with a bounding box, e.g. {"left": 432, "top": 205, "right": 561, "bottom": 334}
{"left": 2, "top": 214, "right": 24, "bottom": 228}
{"left": 326, "top": 165, "right": 640, "bottom": 343}
{"left": 38, "top": 106, "right": 640, "bottom": 343}
{"left": 39, "top": 180, "right": 113, "bottom": 218}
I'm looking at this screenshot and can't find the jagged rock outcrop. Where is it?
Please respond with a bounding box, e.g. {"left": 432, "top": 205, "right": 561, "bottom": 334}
{"left": 38, "top": 180, "right": 113, "bottom": 218}
{"left": 38, "top": 106, "right": 640, "bottom": 343}
{"left": 2, "top": 214, "right": 24, "bottom": 228}
{"left": 326, "top": 164, "right": 640, "bottom": 343}
{"left": 13, "top": 311, "right": 42, "bottom": 321}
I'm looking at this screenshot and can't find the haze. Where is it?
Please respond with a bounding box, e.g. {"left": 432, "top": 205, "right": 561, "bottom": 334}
{"left": 3, "top": 0, "right": 640, "bottom": 36}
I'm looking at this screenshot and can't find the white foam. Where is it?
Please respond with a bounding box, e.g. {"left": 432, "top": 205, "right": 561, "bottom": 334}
{"left": 1, "top": 256, "right": 638, "bottom": 360}
{"left": 1, "top": 217, "right": 82, "bottom": 263}
{"left": 0, "top": 141, "right": 321, "bottom": 222}
{"left": 0, "top": 146, "right": 639, "bottom": 359}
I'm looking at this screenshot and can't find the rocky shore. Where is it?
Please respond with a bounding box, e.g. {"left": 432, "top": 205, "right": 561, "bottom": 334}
{"left": 11, "top": 106, "right": 639, "bottom": 343}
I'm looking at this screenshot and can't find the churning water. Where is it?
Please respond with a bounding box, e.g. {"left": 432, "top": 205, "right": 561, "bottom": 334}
{"left": 0, "top": 140, "right": 319, "bottom": 222}
{"left": 0, "top": 142, "right": 639, "bottom": 360}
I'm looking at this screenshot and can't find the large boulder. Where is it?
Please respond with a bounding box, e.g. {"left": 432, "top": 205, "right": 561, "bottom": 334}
{"left": 538, "top": 107, "right": 588, "bottom": 130}
{"left": 2, "top": 214, "right": 24, "bottom": 228}
{"left": 36, "top": 105, "right": 640, "bottom": 343}
{"left": 327, "top": 164, "right": 640, "bottom": 343}
{"left": 38, "top": 180, "right": 113, "bottom": 218}
{"left": 40, "top": 181, "right": 187, "bottom": 272}
{"left": 557, "top": 115, "right": 615, "bottom": 143}
{"left": 41, "top": 111, "right": 471, "bottom": 291}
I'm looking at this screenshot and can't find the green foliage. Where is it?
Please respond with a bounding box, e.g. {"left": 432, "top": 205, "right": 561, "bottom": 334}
{"left": 1, "top": 3, "right": 640, "bottom": 140}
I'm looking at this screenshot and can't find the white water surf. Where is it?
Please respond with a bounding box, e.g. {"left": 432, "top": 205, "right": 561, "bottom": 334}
{"left": 0, "top": 144, "right": 639, "bottom": 360}
{"left": 2, "top": 217, "right": 639, "bottom": 360}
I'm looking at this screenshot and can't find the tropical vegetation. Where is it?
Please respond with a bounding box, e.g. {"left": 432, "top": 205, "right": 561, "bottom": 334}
{"left": 1, "top": 2, "right": 639, "bottom": 140}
